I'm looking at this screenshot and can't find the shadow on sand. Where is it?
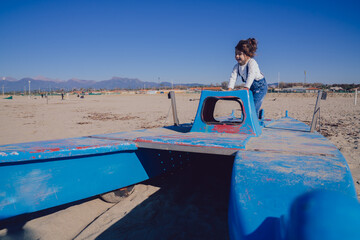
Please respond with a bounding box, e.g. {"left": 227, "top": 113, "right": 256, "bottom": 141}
{"left": 0, "top": 195, "right": 100, "bottom": 239}
{"left": 95, "top": 154, "right": 234, "bottom": 240}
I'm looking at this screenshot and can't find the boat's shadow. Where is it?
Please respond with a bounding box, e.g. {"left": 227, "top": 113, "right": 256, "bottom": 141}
{"left": 95, "top": 154, "right": 234, "bottom": 240}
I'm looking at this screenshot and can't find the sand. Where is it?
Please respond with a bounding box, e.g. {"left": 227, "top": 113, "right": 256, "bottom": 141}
{"left": 0, "top": 92, "right": 359, "bottom": 239}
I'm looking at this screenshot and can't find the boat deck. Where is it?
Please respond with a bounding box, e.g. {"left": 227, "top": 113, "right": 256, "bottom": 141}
{"left": 0, "top": 117, "right": 344, "bottom": 161}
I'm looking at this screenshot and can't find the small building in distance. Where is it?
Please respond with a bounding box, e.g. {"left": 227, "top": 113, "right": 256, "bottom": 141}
{"left": 282, "top": 86, "right": 307, "bottom": 93}
{"left": 330, "top": 86, "right": 344, "bottom": 92}
{"left": 305, "top": 87, "right": 320, "bottom": 93}
{"left": 279, "top": 86, "right": 320, "bottom": 93}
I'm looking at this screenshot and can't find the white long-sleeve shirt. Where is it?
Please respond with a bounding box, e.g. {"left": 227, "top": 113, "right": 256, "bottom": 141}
{"left": 228, "top": 58, "right": 264, "bottom": 89}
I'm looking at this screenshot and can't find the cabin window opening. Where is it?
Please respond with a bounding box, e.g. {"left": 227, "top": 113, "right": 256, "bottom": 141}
{"left": 201, "top": 97, "right": 245, "bottom": 125}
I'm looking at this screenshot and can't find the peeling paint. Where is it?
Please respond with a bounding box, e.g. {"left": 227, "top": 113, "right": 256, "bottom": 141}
{"left": 135, "top": 132, "right": 252, "bottom": 150}
{"left": 0, "top": 138, "right": 138, "bottom": 164}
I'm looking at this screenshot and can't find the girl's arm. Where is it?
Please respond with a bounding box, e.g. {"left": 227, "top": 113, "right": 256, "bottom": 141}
{"left": 228, "top": 64, "right": 238, "bottom": 90}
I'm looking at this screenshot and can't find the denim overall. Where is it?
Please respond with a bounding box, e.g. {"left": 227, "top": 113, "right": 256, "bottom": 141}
{"left": 239, "top": 64, "right": 268, "bottom": 118}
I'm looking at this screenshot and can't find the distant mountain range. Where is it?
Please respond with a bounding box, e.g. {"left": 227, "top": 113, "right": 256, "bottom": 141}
{"left": 0, "top": 77, "right": 204, "bottom": 92}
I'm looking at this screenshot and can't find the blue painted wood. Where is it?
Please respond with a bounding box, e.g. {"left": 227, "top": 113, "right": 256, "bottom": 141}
{"left": 286, "top": 191, "right": 360, "bottom": 240}
{"left": 190, "top": 90, "right": 262, "bottom": 136}
{"left": 90, "top": 124, "right": 192, "bottom": 142}
{"left": 0, "top": 138, "right": 171, "bottom": 220}
{"left": 0, "top": 137, "right": 137, "bottom": 164}
{"left": 0, "top": 150, "right": 148, "bottom": 220}
{"left": 247, "top": 118, "right": 341, "bottom": 157}
{"left": 265, "top": 116, "right": 310, "bottom": 132}
{"left": 228, "top": 116, "right": 357, "bottom": 240}
{"left": 136, "top": 132, "right": 253, "bottom": 150}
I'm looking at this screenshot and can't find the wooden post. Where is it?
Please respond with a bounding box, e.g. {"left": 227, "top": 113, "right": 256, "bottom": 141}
{"left": 168, "top": 91, "right": 179, "bottom": 126}
{"left": 310, "top": 90, "right": 322, "bottom": 133}
{"left": 355, "top": 89, "right": 358, "bottom": 106}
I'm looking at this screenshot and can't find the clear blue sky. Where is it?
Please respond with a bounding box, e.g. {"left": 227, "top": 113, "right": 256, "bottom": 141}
{"left": 1, "top": 0, "right": 359, "bottom": 84}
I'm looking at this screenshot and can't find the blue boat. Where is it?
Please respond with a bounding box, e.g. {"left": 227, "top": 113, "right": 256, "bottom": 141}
{"left": 0, "top": 90, "right": 359, "bottom": 239}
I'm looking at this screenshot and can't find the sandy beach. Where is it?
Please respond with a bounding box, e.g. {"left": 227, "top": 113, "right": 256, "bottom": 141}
{"left": 0, "top": 92, "right": 359, "bottom": 239}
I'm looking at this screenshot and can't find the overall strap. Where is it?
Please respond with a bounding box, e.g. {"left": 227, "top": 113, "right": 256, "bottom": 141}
{"left": 238, "top": 63, "right": 249, "bottom": 83}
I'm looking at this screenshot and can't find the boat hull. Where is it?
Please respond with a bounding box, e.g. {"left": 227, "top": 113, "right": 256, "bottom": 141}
{"left": 228, "top": 117, "right": 357, "bottom": 240}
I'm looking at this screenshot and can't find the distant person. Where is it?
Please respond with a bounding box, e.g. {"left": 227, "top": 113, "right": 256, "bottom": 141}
{"left": 228, "top": 38, "right": 268, "bottom": 118}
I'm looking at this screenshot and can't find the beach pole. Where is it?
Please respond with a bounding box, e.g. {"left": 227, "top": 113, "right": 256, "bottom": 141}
{"left": 168, "top": 91, "right": 179, "bottom": 126}
{"left": 28, "top": 80, "right": 31, "bottom": 99}
{"left": 310, "top": 90, "right": 322, "bottom": 132}
{"left": 278, "top": 72, "right": 280, "bottom": 93}
{"left": 2, "top": 77, "right": 4, "bottom": 96}
{"left": 355, "top": 89, "right": 358, "bottom": 106}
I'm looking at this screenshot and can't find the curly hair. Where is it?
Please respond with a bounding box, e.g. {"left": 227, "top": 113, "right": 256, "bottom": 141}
{"left": 235, "top": 38, "right": 258, "bottom": 58}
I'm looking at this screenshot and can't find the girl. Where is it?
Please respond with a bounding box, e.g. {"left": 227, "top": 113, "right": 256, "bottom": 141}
{"left": 228, "top": 38, "right": 268, "bottom": 118}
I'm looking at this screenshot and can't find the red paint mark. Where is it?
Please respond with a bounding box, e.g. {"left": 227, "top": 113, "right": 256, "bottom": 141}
{"left": 76, "top": 146, "right": 93, "bottom": 150}
{"left": 29, "top": 149, "right": 45, "bottom": 153}
{"left": 213, "top": 124, "right": 242, "bottom": 134}
{"left": 29, "top": 147, "right": 60, "bottom": 153}
{"left": 74, "top": 143, "right": 125, "bottom": 150}
{"left": 49, "top": 148, "right": 60, "bottom": 152}
{"left": 266, "top": 178, "right": 275, "bottom": 181}
{"left": 29, "top": 142, "right": 125, "bottom": 154}
{"left": 212, "top": 124, "right": 255, "bottom": 135}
